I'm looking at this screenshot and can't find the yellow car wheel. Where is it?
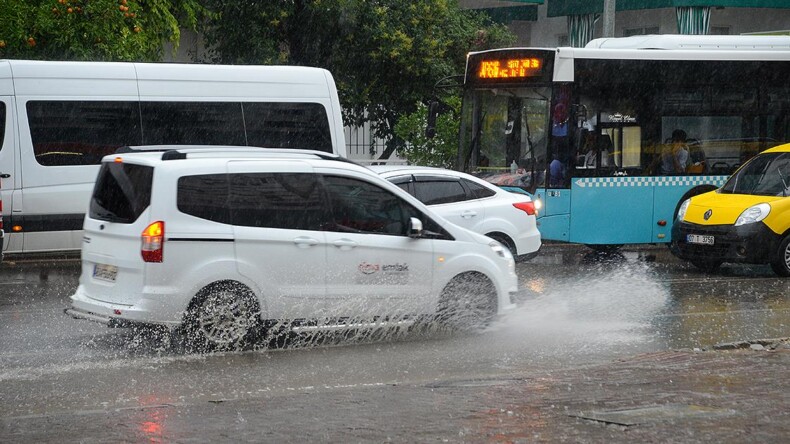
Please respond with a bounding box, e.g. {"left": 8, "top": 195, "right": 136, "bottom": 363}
{"left": 770, "top": 235, "right": 790, "bottom": 277}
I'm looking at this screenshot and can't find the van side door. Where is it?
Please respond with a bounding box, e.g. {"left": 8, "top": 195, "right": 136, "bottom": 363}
{"left": 227, "top": 161, "right": 329, "bottom": 320}
{"left": 0, "top": 96, "right": 17, "bottom": 254}
{"left": 320, "top": 174, "right": 434, "bottom": 319}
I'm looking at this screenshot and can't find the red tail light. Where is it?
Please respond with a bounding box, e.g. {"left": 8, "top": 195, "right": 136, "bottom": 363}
{"left": 141, "top": 221, "right": 164, "bottom": 263}
{"left": 513, "top": 201, "right": 536, "bottom": 216}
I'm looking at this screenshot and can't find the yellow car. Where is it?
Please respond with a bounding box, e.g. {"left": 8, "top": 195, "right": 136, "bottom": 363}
{"left": 671, "top": 143, "right": 790, "bottom": 276}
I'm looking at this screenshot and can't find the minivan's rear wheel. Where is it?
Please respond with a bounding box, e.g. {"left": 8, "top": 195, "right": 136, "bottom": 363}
{"left": 436, "top": 272, "right": 497, "bottom": 332}
{"left": 770, "top": 235, "right": 790, "bottom": 277}
{"left": 185, "top": 282, "right": 261, "bottom": 352}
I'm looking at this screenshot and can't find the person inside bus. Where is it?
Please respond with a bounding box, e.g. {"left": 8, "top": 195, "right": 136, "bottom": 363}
{"left": 660, "top": 129, "right": 690, "bottom": 174}
{"left": 582, "top": 134, "right": 611, "bottom": 169}
{"left": 549, "top": 152, "right": 565, "bottom": 187}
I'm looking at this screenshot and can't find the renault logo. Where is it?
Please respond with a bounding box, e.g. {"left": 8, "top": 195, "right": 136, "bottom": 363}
{"left": 704, "top": 209, "right": 713, "bottom": 221}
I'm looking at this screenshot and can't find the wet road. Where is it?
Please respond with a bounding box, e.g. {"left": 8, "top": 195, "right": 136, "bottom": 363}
{"left": 1, "top": 246, "right": 788, "bottom": 441}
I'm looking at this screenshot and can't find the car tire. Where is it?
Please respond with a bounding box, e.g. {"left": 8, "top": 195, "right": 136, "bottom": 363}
{"left": 770, "top": 235, "right": 790, "bottom": 277}
{"left": 435, "top": 272, "right": 497, "bottom": 332}
{"left": 184, "top": 282, "right": 261, "bottom": 352}
{"left": 488, "top": 233, "right": 517, "bottom": 258}
{"left": 690, "top": 259, "right": 723, "bottom": 273}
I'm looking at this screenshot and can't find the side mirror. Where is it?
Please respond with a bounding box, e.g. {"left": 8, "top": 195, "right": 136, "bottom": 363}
{"left": 408, "top": 217, "right": 424, "bottom": 238}
{"left": 425, "top": 101, "right": 440, "bottom": 139}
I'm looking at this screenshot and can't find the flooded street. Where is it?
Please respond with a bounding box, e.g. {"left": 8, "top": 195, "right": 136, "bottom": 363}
{"left": 1, "top": 246, "right": 788, "bottom": 441}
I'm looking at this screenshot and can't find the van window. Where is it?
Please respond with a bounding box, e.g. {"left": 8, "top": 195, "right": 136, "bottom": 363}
{"left": 177, "top": 174, "right": 231, "bottom": 224}
{"left": 27, "top": 101, "right": 143, "bottom": 166}
{"left": 0, "top": 102, "right": 5, "bottom": 151}
{"left": 141, "top": 102, "right": 246, "bottom": 146}
{"left": 243, "top": 103, "right": 332, "bottom": 152}
{"left": 323, "top": 176, "right": 415, "bottom": 236}
{"left": 89, "top": 163, "right": 153, "bottom": 223}
{"left": 229, "top": 173, "right": 328, "bottom": 230}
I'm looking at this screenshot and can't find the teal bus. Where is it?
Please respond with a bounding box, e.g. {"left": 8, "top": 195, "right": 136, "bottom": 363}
{"left": 456, "top": 35, "right": 790, "bottom": 249}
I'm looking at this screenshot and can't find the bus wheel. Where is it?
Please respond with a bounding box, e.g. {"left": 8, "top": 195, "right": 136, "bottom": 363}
{"left": 770, "top": 235, "right": 790, "bottom": 277}
{"left": 689, "top": 259, "right": 722, "bottom": 273}
{"left": 588, "top": 244, "right": 621, "bottom": 253}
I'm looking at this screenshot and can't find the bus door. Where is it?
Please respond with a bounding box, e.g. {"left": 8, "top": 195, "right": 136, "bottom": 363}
{"left": 0, "top": 96, "right": 19, "bottom": 254}
{"left": 567, "top": 118, "right": 654, "bottom": 245}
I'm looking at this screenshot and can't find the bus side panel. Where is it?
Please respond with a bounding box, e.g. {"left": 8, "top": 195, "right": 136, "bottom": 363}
{"left": 651, "top": 176, "right": 729, "bottom": 243}
{"left": 568, "top": 178, "right": 654, "bottom": 245}
{"left": 534, "top": 188, "right": 570, "bottom": 242}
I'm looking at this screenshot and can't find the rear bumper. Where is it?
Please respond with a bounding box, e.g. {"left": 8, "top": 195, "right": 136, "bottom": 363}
{"left": 68, "top": 284, "right": 184, "bottom": 327}
{"left": 671, "top": 220, "right": 781, "bottom": 264}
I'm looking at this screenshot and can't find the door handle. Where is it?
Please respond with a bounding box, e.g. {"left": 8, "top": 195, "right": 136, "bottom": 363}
{"left": 332, "top": 239, "right": 357, "bottom": 250}
{"left": 461, "top": 210, "right": 478, "bottom": 218}
{"left": 293, "top": 237, "right": 320, "bottom": 248}
{"left": 0, "top": 173, "right": 9, "bottom": 179}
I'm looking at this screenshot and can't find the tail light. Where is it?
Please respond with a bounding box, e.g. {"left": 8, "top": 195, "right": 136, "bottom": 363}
{"left": 141, "top": 221, "right": 164, "bottom": 263}
{"left": 513, "top": 201, "right": 536, "bottom": 216}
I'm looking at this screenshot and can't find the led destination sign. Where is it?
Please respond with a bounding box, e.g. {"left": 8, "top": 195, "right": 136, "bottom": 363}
{"left": 477, "top": 57, "right": 543, "bottom": 80}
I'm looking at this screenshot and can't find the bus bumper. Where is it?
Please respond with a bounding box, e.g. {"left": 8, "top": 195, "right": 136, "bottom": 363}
{"left": 670, "top": 220, "right": 781, "bottom": 265}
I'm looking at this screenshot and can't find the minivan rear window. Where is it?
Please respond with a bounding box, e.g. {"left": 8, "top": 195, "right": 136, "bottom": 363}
{"left": 89, "top": 163, "right": 154, "bottom": 223}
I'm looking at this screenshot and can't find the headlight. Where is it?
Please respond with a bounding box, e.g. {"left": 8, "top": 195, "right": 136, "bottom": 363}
{"left": 677, "top": 199, "right": 690, "bottom": 221}
{"left": 735, "top": 203, "right": 771, "bottom": 226}
{"left": 489, "top": 241, "right": 513, "bottom": 260}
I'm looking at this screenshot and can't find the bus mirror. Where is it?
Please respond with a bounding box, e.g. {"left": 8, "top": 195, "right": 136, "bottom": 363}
{"left": 426, "top": 101, "right": 440, "bottom": 139}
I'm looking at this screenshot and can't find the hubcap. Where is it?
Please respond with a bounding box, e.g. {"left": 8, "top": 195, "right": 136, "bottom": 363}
{"left": 197, "top": 291, "right": 255, "bottom": 345}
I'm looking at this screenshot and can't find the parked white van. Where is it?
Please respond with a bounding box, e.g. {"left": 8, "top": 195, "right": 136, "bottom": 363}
{"left": 67, "top": 147, "right": 519, "bottom": 350}
{"left": 0, "top": 60, "right": 346, "bottom": 256}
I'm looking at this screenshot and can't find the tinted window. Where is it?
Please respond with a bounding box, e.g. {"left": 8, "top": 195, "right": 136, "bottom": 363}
{"left": 414, "top": 179, "right": 468, "bottom": 205}
{"left": 141, "top": 102, "right": 246, "bottom": 145}
{"left": 178, "top": 174, "right": 231, "bottom": 224}
{"left": 463, "top": 179, "right": 496, "bottom": 199}
{"left": 89, "top": 163, "right": 153, "bottom": 223}
{"left": 323, "top": 176, "right": 414, "bottom": 236}
{"left": 243, "top": 103, "right": 332, "bottom": 152}
{"left": 27, "top": 101, "right": 142, "bottom": 166}
{"left": 0, "top": 102, "right": 5, "bottom": 151}
{"left": 229, "top": 173, "right": 328, "bottom": 230}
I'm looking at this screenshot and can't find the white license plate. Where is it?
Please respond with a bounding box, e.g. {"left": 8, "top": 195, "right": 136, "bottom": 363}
{"left": 687, "top": 234, "right": 715, "bottom": 245}
{"left": 93, "top": 264, "right": 118, "bottom": 282}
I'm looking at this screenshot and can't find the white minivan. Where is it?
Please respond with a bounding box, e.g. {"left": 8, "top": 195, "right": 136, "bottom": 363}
{"left": 67, "top": 147, "right": 519, "bottom": 349}
{"left": 0, "top": 60, "right": 346, "bottom": 256}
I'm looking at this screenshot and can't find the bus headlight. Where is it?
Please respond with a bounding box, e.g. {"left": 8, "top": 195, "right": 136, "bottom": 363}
{"left": 677, "top": 199, "right": 690, "bottom": 221}
{"left": 735, "top": 203, "right": 770, "bottom": 226}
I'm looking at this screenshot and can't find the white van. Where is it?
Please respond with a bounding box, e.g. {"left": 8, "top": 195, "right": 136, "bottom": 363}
{"left": 66, "top": 147, "right": 519, "bottom": 350}
{"left": 0, "top": 60, "right": 346, "bottom": 256}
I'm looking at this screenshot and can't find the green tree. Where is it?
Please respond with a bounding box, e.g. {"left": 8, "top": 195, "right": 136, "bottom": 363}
{"left": 201, "top": 0, "right": 515, "bottom": 160}
{"left": 394, "top": 96, "right": 461, "bottom": 168}
{"left": 0, "top": 0, "right": 206, "bottom": 61}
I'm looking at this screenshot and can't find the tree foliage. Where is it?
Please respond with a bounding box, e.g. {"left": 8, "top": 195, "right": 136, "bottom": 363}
{"left": 394, "top": 96, "right": 461, "bottom": 168}
{"left": 201, "top": 0, "right": 515, "bottom": 160}
{"left": 0, "top": 0, "right": 206, "bottom": 61}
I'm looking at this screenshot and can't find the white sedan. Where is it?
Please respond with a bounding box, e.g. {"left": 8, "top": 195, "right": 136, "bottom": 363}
{"left": 372, "top": 165, "right": 541, "bottom": 261}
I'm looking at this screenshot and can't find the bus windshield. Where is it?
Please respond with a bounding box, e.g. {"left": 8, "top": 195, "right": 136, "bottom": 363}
{"left": 459, "top": 86, "right": 551, "bottom": 189}
{"left": 720, "top": 152, "right": 790, "bottom": 196}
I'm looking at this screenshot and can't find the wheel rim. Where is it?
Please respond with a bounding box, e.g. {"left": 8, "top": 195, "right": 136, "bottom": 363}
{"left": 197, "top": 291, "right": 256, "bottom": 345}
{"left": 439, "top": 275, "right": 496, "bottom": 329}
{"left": 784, "top": 242, "right": 790, "bottom": 270}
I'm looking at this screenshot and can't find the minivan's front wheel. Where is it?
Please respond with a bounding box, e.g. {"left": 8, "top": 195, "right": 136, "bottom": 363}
{"left": 185, "top": 282, "right": 261, "bottom": 352}
{"left": 770, "top": 235, "right": 790, "bottom": 277}
{"left": 436, "top": 272, "right": 497, "bottom": 332}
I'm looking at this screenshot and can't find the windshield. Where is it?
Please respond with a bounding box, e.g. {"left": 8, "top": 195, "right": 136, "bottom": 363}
{"left": 460, "top": 87, "right": 551, "bottom": 184}
{"left": 720, "top": 152, "right": 790, "bottom": 196}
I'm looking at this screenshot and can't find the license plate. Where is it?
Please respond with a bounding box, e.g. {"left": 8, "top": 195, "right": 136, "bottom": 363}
{"left": 93, "top": 264, "right": 118, "bottom": 282}
{"left": 687, "top": 234, "right": 715, "bottom": 245}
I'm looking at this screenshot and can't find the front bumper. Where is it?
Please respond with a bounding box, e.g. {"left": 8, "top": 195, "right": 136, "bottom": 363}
{"left": 671, "top": 220, "right": 781, "bottom": 265}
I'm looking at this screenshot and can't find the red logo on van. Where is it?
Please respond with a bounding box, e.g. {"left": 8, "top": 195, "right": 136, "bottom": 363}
{"left": 358, "top": 262, "right": 379, "bottom": 275}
